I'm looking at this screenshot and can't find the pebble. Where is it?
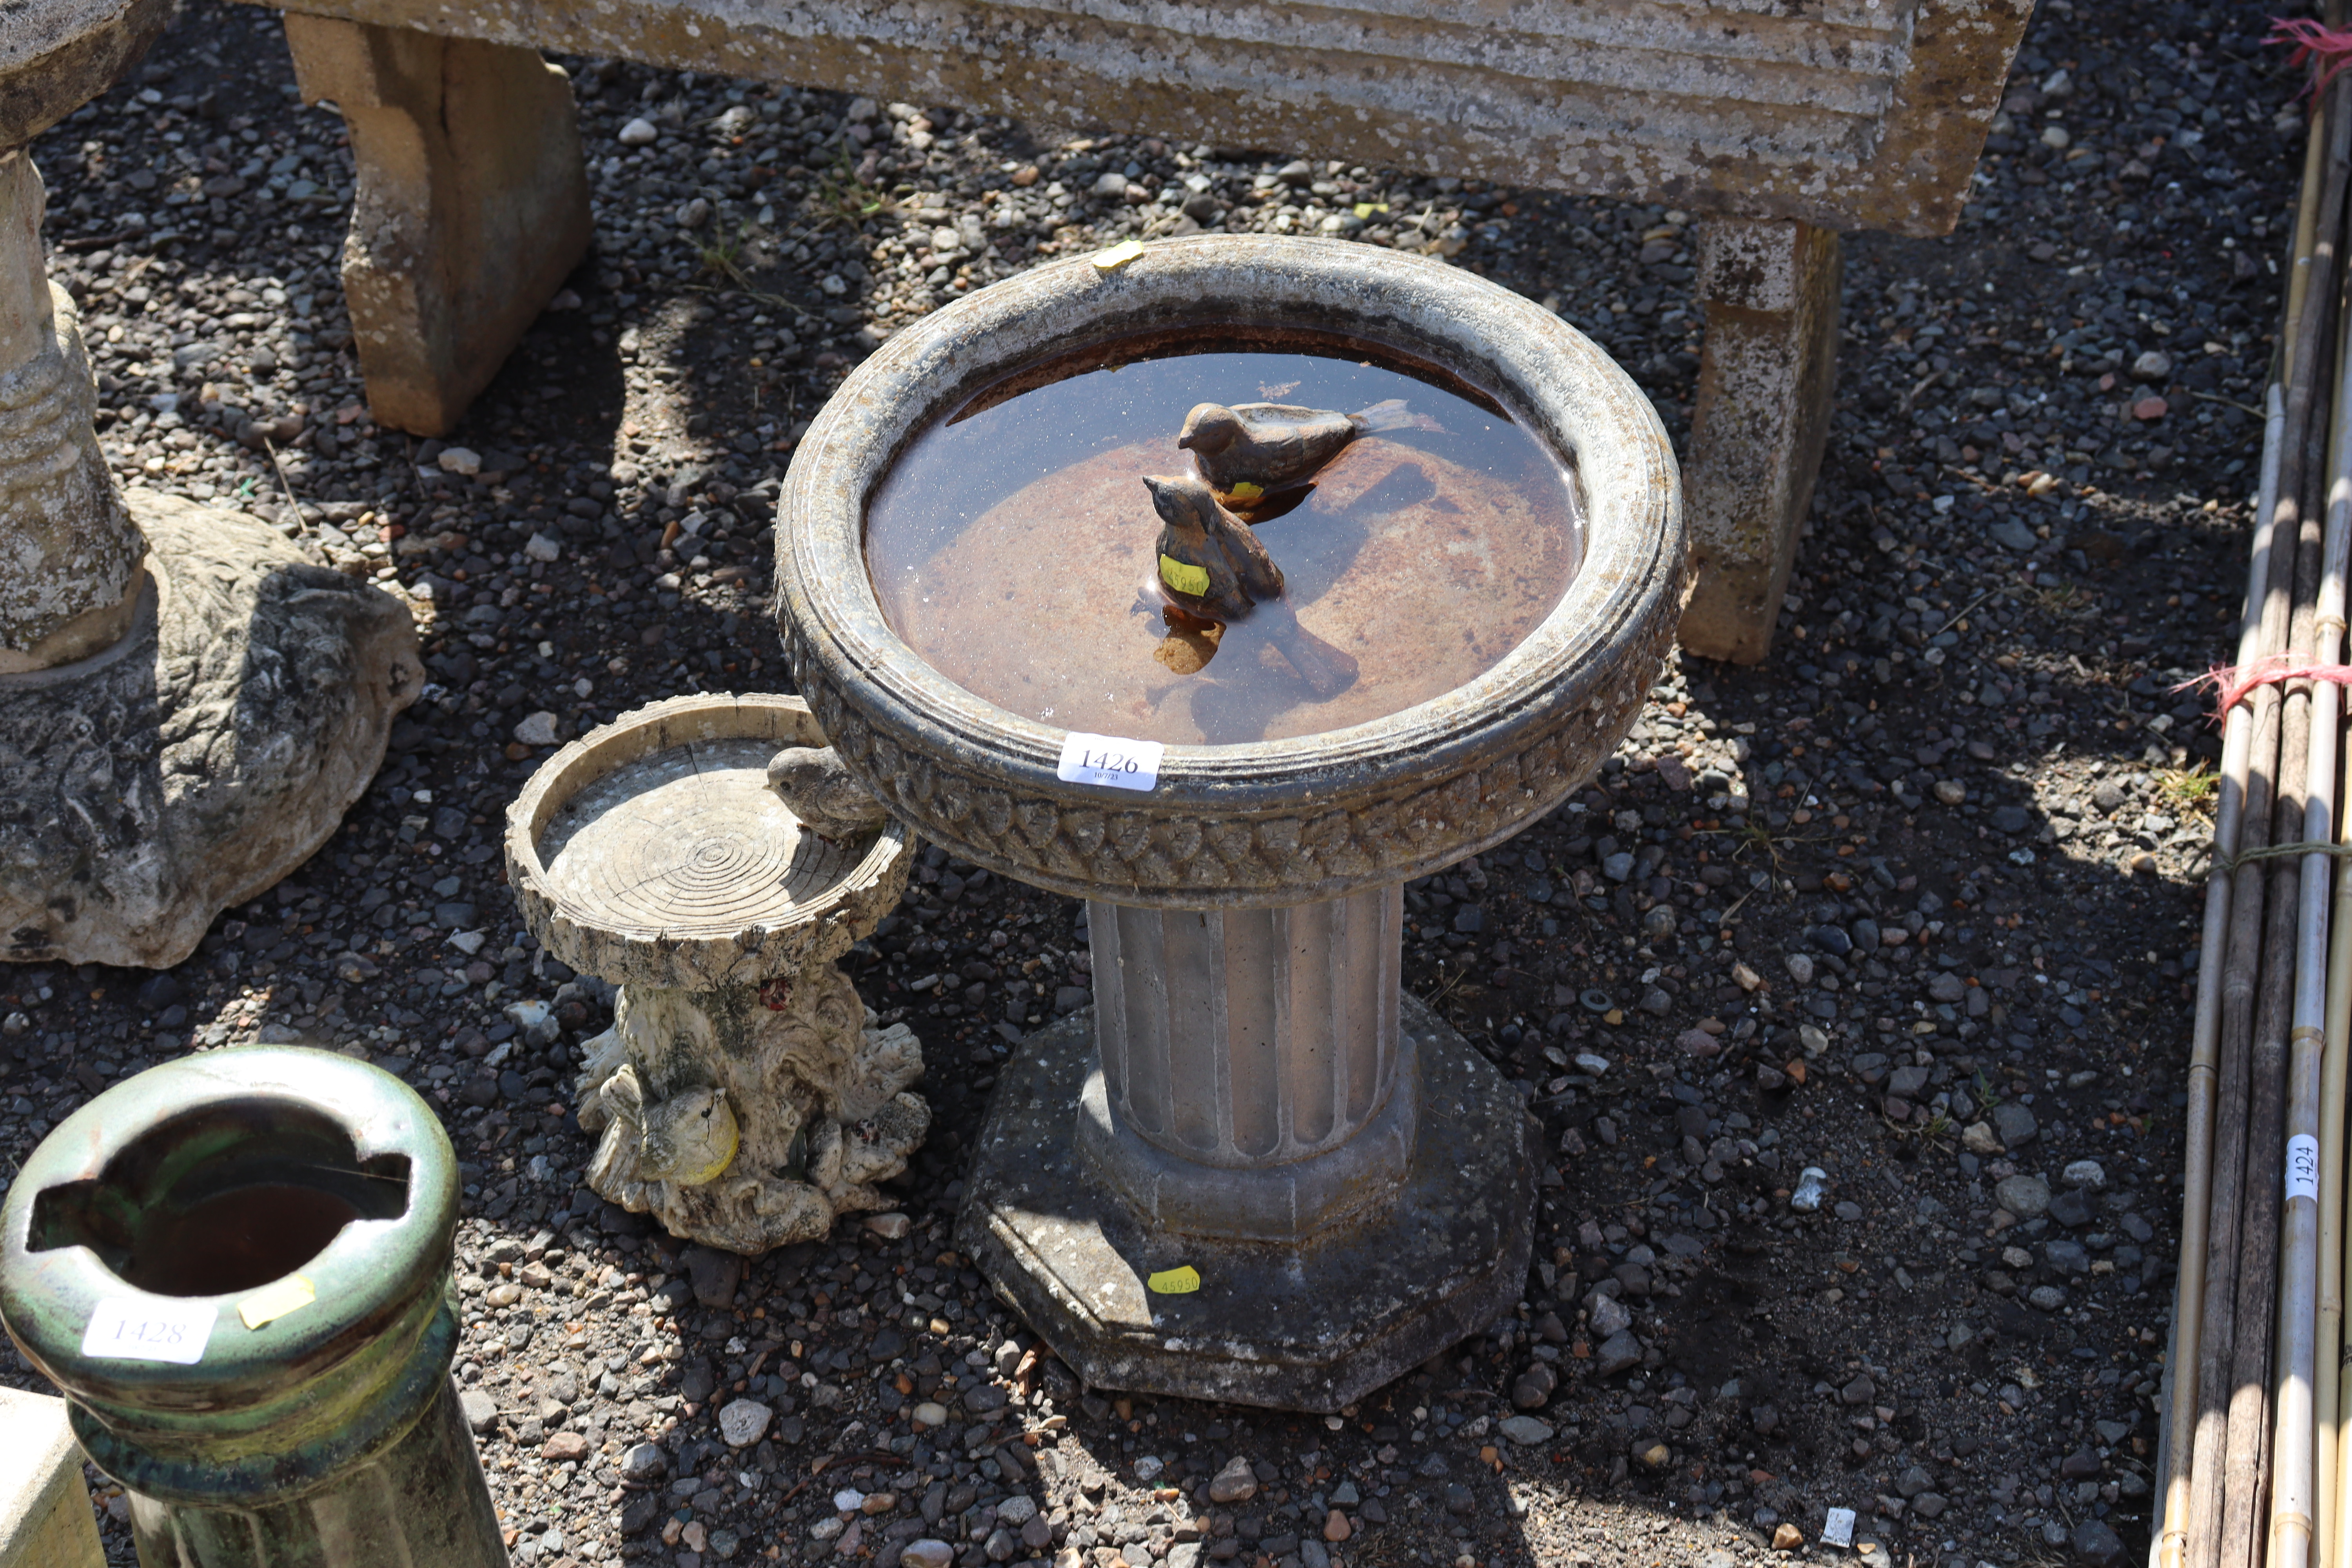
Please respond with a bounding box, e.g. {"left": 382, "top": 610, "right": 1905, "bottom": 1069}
{"left": 2074, "top": 1520, "right": 2126, "bottom": 1565}
{"left": 1208, "top": 1455, "right": 1259, "bottom": 1503}
{"left": 2062, "top": 1158, "right": 2109, "bottom": 1190}
{"left": 900, "top": 1541, "right": 955, "bottom": 1568}
{"left": 1497, "top": 1415, "right": 1554, "bottom": 1446}
{"left": 541, "top": 1430, "right": 590, "bottom": 1462}
{"left": 1995, "top": 1174, "right": 2052, "bottom": 1218}
{"left": 717, "top": 1397, "right": 772, "bottom": 1447}
{"left": 1592, "top": 1330, "right": 1644, "bottom": 1378}
{"left": 1991, "top": 1102, "right": 2040, "bottom": 1147}
{"left": 618, "top": 116, "right": 659, "bottom": 144}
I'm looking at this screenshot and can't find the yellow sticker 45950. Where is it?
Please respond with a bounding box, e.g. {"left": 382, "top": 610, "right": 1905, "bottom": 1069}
{"left": 1147, "top": 1266, "right": 1200, "bottom": 1294}
{"left": 1159, "top": 555, "right": 1210, "bottom": 597}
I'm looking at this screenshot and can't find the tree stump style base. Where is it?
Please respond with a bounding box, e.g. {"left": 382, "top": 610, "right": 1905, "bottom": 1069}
{"left": 958, "top": 993, "right": 1533, "bottom": 1412}
{"left": 0, "top": 492, "right": 421, "bottom": 967}
{"left": 505, "top": 693, "right": 924, "bottom": 1255}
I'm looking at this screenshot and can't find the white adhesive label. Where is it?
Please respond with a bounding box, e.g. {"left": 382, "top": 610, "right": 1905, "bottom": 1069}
{"left": 2289, "top": 1133, "right": 2322, "bottom": 1203}
{"left": 1821, "top": 1506, "right": 1857, "bottom": 1548}
{"left": 82, "top": 1298, "right": 215, "bottom": 1365}
{"left": 1056, "top": 732, "right": 1164, "bottom": 793}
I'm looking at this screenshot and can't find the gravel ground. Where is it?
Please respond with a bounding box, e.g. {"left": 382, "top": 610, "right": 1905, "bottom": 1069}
{"left": 0, "top": 1, "right": 2303, "bottom": 1566}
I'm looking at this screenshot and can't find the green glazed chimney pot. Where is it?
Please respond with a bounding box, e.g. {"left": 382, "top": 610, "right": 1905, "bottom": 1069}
{"left": 0, "top": 1045, "right": 509, "bottom": 1567}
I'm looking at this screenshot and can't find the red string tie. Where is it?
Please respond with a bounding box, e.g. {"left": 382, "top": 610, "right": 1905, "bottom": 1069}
{"left": 2180, "top": 654, "right": 2352, "bottom": 717}
{"left": 2269, "top": 16, "right": 2352, "bottom": 97}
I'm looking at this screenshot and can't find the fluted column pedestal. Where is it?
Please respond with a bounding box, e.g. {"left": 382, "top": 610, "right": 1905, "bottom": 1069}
{"left": 958, "top": 887, "right": 1532, "bottom": 1412}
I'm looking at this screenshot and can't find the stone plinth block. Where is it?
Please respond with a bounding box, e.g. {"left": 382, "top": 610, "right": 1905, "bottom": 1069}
{"left": 0, "top": 494, "right": 422, "bottom": 966}
{"left": 507, "top": 693, "right": 927, "bottom": 1254}
{"left": 284, "top": 13, "right": 591, "bottom": 436}
{"left": 0, "top": 1386, "right": 104, "bottom": 1568}
{"left": 958, "top": 993, "right": 1532, "bottom": 1412}
{"left": 1678, "top": 216, "right": 1843, "bottom": 666}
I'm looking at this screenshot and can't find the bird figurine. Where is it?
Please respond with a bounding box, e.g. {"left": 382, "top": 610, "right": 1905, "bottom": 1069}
{"left": 1142, "top": 472, "right": 1359, "bottom": 699}
{"left": 1176, "top": 397, "right": 1419, "bottom": 500}
{"left": 767, "top": 745, "right": 888, "bottom": 844}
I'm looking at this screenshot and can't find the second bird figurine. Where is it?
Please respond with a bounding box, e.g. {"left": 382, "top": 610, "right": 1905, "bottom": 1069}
{"left": 1142, "top": 472, "right": 1358, "bottom": 699}
{"left": 1176, "top": 396, "right": 1416, "bottom": 499}
{"left": 768, "top": 745, "right": 889, "bottom": 844}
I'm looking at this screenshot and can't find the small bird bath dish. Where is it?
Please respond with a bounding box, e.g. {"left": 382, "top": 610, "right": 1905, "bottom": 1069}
{"left": 503, "top": 693, "right": 926, "bottom": 1254}
{"left": 777, "top": 235, "right": 1685, "bottom": 1407}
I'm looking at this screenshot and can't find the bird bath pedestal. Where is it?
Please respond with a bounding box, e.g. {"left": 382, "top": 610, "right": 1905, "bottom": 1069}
{"left": 0, "top": 0, "right": 421, "bottom": 968}
{"left": 777, "top": 238, "right": 1685, "bottom": 1410}
{"left": 504, "top": 694, "right": 928, "bottom": 1255}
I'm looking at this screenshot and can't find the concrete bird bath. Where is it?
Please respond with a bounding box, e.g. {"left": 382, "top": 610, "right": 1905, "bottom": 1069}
{"left": 503, "top": 693, "right": 929, "bottom": 1254}
{"left": 775, "top": 236, "right": 1684, "bottom": 1409}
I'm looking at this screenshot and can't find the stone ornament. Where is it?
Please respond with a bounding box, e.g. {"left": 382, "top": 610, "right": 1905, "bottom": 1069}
{"left": 503, "top": 692, "right": 926, "bottom": 1254}
{"left": 777, "top": 234, "right": 1686, "bottom": 908}
{"left": 1, "top": 46, "right": 421, "bottom": 967}
{"left": 0, "top": 494, "right": 423, "bottom": 966}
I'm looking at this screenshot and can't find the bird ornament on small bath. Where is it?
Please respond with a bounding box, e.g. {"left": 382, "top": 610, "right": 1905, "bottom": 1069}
{"left": 1176, "top": 396, "right": 1428, "bottom": 506}
{"left": 1142, "top": 471, "right": 1359, "bottom": 699}
{"left": 767, "top": 745, "right": 888, "bottom": 845}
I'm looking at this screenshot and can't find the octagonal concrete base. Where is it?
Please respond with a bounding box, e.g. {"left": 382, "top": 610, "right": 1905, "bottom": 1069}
{"left": 956, "top": 993, "right": 1533, "bottom": 1412}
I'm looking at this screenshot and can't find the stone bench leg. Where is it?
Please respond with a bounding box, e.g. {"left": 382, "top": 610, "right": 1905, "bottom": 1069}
{"left": 1676, "top": 216, "right": 1842, "bottom": 666}
{"left": 0, "top": 1387, "right": 105, "bottom": 1568}
{"left": 283, "top": 13, "right": 591, "bottom": 437}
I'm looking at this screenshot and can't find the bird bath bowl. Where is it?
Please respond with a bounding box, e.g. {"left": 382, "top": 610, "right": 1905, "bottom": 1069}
{"left": 777, "top": 236, "right": 1684, "bottom": 1408}
{"left": 503, "top": 693, "right": 927, "bottom": 1254}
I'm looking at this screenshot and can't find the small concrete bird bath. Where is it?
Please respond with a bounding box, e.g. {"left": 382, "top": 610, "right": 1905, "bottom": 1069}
{"left": 776, "top": 236, "right": 1684, "bottom": 1409}
{"left": 503, "top": 693, "right": 927, "bottom": 1254}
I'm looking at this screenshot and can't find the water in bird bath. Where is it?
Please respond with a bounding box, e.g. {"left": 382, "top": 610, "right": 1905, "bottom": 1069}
{"left": 863, "top": 333, "right": 1582, "bottom": 746}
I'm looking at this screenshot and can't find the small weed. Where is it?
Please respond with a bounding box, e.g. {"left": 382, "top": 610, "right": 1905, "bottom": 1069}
{"left": 1721, "top": 816, "right": 1822, "bottom": 875}
{"left": 2158, "top": 762, "right": 2220, "bottom": 814}
{"left": 697, "top": 233, "right": 745, "bottom": 284}
{"left": 2031, "top": 582, "right": 2095, "bottom": 619}
{"left": 815, "top": 149, "right": 893, "bottom": 228}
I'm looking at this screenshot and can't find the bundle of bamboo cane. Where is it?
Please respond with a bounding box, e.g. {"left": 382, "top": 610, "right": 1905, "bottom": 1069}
{"left": 2154, "top": 62, "right": 2352, "bottom": 1568}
